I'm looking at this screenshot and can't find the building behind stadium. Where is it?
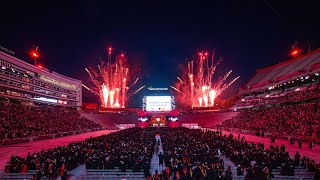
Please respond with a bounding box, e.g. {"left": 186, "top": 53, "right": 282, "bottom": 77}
{"left": 0, "top": 50, "right": 82, "bottom": 107}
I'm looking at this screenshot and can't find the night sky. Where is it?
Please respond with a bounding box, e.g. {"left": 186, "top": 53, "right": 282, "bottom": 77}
{"left": 1, "top": 1, "right": 320, "bottom": 106}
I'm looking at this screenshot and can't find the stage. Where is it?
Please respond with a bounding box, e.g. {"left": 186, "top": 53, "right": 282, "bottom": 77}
{"left": 138, "top": 110, "right": 179, "bottom": 128}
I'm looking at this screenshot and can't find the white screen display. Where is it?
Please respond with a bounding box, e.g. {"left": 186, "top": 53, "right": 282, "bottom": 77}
{"left": 146, "top": 96, "right": 172, "bottom": 111}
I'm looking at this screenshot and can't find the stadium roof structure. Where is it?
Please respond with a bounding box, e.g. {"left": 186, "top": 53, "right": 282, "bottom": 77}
{"left": 239, "top": 48, "right": 320, "bottom": 95}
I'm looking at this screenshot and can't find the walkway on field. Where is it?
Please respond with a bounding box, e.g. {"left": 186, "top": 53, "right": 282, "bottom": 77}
{"left": 150, "top": 134, "right": 165, "bottom": 175}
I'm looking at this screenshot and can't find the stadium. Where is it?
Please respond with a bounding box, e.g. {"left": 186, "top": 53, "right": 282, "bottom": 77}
{"left": 0, "top": 46, "right": 319, "bottom": 180}
{"left": 1, "top": 2, "right": 320, "bottom": 180}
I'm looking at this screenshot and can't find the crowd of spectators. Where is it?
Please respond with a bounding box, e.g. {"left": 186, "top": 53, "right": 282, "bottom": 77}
{"left": 235, "top": 81, "right": 320, "bottom": 108}
{"left": 217, "top": 131, "right": 320, "bottom": 179}
{"left": 159, "top": 128, "right": 229, "bottom": 180}
{"left": 156, "top": 128, "right": 320, "bottom": 180}
{"left": 178, "top": 112, "right": 237, "bottom": 128}
{"left": 4, "top": 127, "right": 320, "bottom": 179}
{"left": 5, "top": 128, "right": 154, "bottom": 179}
{"left": 0, "top": 102, "right": 102, "bottom": 143}
{"left": 219, "top": 102, "right": 320, "bottom": 142}
{"left": 84, "top": 127, "right": 154, "bottom": 173}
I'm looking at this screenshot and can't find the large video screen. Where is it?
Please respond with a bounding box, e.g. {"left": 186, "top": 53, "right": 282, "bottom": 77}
{"left": 146, "top": 96, "right": 172, "bottom": 111}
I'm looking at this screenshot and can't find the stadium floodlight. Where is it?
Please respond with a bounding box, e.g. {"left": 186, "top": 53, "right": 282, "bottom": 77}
{"left": 30, "top": 47, "right": 39, "bottom": 66}
{"left": 32, "top": 52, "right": 38, "bottom": 58}
{"left": 290, "top": 49, "right": 300, "bottom": 58}
{"left": 108, "top": 47, "right": 112, "bottom": 54}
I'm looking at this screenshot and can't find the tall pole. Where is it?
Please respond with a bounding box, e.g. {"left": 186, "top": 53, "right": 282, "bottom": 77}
{"left": 32, "top": 46, "right": 39, "bottom": 66}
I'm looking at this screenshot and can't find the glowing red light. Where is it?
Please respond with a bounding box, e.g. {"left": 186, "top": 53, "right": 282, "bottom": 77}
{"left": 205, "top": 52, "right": 208, "bottom": 56}
{"left": 199, "top": 53, "right": 202, "bottom": 56}
{"left": 37, "top": 65, "right": 43, "bottom": 68}
{"left": 121, "top": 54, "right": 124, "bottom": 57}
{"left": 108, "top": 47, "right": 112, "bottom": 51}
{"left": 291, "top": 50, "right": 298, "bottom": 55}
{"left": 31, "top": 51, "right": 39, "bottom": 58}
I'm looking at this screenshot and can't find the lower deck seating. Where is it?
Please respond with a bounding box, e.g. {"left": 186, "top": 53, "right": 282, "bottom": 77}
{"left": 82, "top": 113, "right": 138, "bottom": 129}
{"left": 179, "top": 112, "right": 238, "bottom": 127}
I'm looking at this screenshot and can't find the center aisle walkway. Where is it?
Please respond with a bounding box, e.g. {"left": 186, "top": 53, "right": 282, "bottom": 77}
{"left": 221, "top": 155, "right": 238, "bottom": 175}
{"left": 150, "top": 134, "right": 165, "bottom": 176}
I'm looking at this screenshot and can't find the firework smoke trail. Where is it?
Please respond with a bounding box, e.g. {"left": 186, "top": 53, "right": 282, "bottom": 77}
{"left": 221, "top": 76, "right": 240, "bottom": 91}
{"left": 84, "top": 50, "right": 143, "bottom": 108}
{"left": 173, "top": 50, "right": 240, "bottom": 107}
{"left": 215, "top": 70, "right": 232, "bottom": 90}
{"left": 128, "top": 85, "right": 145, "bottom": 97}
{"left": 177, "top": 77, "right": 183, "bottom": 83}
{"left": 133, "top": 78, "right": 139, "bottom": 85}
{"left": 170, "top": 86, "right": 182, "bottom": 93}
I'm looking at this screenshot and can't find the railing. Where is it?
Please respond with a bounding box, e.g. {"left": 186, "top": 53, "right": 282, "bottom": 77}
{"left": 235, "top": 93, "right": 320, "bottom": 109}
{"left": 0, "top": 170, "right": 47, "bottom": 180}
{"left": 82, "top": 169, "right": 145, "bottom": 180}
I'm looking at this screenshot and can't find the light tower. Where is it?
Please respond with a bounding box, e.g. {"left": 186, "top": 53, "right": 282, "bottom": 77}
{"left": 30, "top": 46, "right": 39, "bottom": 66}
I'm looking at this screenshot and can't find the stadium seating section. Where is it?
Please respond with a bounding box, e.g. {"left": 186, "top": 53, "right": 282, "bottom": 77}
{"left": 82, "top": 113, "right": 137, "bottom": 129}
{"left": 234, "top": 81, "right": 320, "bottom": 108}
{"left": 219, "top": 102, "right": 320, "bottom": 142}
{"left": 0, "top": 102, "right": 102, "bottom": 144}
{"left": 241, "top": 49, "right": 320, "bottom": 92}
{"left": 179, "top": 112, "right": 238, "bottom": 127}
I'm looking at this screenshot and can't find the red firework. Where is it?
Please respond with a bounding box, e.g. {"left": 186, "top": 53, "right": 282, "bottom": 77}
{"left": 171, "top": 50, "right": 240, "bottom": 108}
{"left": 83, "top": 49, "right": 144, "bottom": 108}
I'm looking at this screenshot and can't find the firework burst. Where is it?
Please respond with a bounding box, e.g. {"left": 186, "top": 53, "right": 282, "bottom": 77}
{"left": 83, "top": 49, "right": 143, "bottom": 108}
{"left": 172, "top": 50, "right": 240, "bottom": 107}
